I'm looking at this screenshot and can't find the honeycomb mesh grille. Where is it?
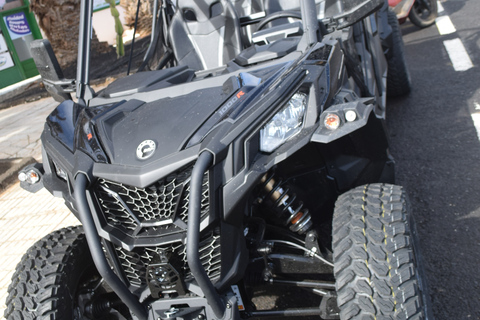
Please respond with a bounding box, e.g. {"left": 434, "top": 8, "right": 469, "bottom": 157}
{"left": 94, "top": 164, "right": 217, "bottom": 292}
{"left": 114, "top": 231, "right": 222, "bottom": 288}
{"left": 94, "top": 164, "right": 209, "bottom": 237}
{"left": 178, "top": 176, "right": 209, "bottom": 223}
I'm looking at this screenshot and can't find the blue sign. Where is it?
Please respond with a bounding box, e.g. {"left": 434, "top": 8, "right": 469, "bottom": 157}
{"left": 4, "top": 12, "right": 32, "bottom": 40}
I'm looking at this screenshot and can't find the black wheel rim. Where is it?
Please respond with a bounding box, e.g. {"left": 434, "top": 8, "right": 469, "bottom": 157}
{"left": 413, "top": 0, "right": 435, "bottom": 19}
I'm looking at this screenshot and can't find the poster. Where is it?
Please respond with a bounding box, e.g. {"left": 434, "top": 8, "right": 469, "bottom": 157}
{"left": 3, "top": 12, "right": 32, "bottom": 40}
{"left": 0, "top": 51, "right": 14, "bottom": 71}
{"left": 0, "top": 33, "right": 8, "bottom": 53}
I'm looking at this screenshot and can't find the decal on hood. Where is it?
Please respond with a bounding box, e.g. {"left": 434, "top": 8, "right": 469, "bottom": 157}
{"left": 136, "top": 140, "right": 156, "bottom": 160}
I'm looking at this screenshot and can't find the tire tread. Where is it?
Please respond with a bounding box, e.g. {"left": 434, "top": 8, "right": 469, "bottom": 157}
{"left": 332, "top": 184, "right": 424, "bottom": 319}
{"left": 4, "top": 226, "right": 88, "bottom": 320}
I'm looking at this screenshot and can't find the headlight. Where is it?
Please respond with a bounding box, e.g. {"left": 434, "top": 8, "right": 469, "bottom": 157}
{"left": 260, "top": 92, "right": 307, "bottom": 153}
{"left": 53, "top": 162, "right": 68, "bottom": 182}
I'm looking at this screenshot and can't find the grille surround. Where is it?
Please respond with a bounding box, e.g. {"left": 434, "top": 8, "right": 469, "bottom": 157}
{"left": 93, "top": 163, "right": 218, "bottom": 294}
{"left": 93, "top": 164, "right": 209, "bottom": 240}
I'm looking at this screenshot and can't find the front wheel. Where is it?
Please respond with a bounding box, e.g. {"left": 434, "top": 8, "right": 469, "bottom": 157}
{"left": 332, "top": 184, "right": 432, "bottom": 319}
{"left": 4, "top": 226, "right": 124, "bottom": 320}
{"left": 409, "top": 0, "right": 438, "bottom": 28}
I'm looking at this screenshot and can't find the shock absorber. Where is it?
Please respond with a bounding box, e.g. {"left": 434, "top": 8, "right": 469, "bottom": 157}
{"left": 259, "top": 173, "right": 313, "bottom": 235}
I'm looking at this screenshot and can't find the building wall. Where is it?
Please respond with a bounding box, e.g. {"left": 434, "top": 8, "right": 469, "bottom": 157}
{"left": 92, "top": 5, "right": 127, "bottom": 46}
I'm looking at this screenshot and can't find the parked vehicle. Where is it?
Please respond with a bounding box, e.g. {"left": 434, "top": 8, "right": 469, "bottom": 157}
{"left": 5, "top": 0, "right": 429, "bottom": 319}
{"left": 389, "top": 0, "right": 438, "bottom": 28}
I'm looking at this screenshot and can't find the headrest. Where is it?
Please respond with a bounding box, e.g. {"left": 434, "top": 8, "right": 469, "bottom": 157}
{"left": 177, "top": 0, "right": 225, "bottom": 22}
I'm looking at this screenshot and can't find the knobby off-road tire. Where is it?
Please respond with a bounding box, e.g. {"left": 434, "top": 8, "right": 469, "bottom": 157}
{"left": 386, "top": 10, "right": 411, "bottom": 98}
{"left": 332, "top": 184, "right": 430, "bottom": 319}
{"left": 4, "top": 226, "right": 97, "bottom": 319}
{"left": 408, "top": 0, "right": 438, "bottom": 28}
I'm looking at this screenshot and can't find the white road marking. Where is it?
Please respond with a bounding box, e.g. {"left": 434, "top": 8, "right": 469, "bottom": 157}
{"left": 443, "top": 38, "right": 473, "bottom": 71}
{"left": 436, "top": 15, "right": 456, "bottom": 35}
{"left": 435, "top": 3, "right": 479, "bottom": 143}
{"left": 471, "top": 113, "right": 480, "bottom": 141}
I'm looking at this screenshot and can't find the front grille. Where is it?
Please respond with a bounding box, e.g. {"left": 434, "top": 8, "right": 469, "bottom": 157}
{"left": 94, "top": 163, "right": 218, "bottom": 294}
{"left": 114, "top": 231, "right": 222, "bottom": 288}
{"left": 94, "top": 164, "right": 209, "bottom": 238}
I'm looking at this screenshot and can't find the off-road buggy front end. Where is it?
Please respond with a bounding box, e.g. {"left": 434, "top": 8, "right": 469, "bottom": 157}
{"left": 6, "top": 0, "right": 431, "bottom": 319}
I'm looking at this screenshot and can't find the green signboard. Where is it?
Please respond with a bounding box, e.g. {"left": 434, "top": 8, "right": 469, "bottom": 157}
{"left": 0, "top": 0, "right": 41, "bottom": 89}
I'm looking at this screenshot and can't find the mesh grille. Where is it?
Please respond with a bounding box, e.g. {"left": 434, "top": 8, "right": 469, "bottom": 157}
{"left": 94, "top": 164, "right": 217, "bottom": 292}
{"left": 178, "top": 177, "right": 210, "bottom": 223}
{"left": 114, "top": 232, "right": 222, "bottom": 288}
{"left": 94, "top": 164, "right": 209, "bottom": 237}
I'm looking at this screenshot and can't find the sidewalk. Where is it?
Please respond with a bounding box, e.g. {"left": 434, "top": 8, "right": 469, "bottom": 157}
{"left": 0, "top": 97, "right": 80, "bottom": 318}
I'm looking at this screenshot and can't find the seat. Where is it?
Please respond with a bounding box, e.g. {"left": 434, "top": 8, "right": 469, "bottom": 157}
{"left": 230, "top": 0, "right": 264, "bottom": 18}
{"left": 230, "top": 0, "right": 265, "bottom": 45}
{"left": 168, "top": 0, "right": 243, "bottom": 71}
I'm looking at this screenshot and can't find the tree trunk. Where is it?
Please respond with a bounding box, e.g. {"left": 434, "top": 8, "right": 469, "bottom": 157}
{"left": 120, "top": 0, "right": 154, "bottom": 37}
{"left": 30, "top": 0, "right": 111, "bottom": 68}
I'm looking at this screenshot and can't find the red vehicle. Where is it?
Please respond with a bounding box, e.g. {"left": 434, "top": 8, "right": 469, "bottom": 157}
{"left": 389, "top": 0, "right": 438, "bottom": 28}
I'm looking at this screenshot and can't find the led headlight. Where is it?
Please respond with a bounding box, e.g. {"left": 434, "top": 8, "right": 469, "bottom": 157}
{"left": 53, "top": 162, "right": 68, "bottom": 182}
{"left": 260, "top": 92, "right": 307, "bottom": 153}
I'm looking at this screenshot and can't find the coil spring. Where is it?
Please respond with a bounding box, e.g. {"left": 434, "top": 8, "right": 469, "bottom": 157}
{"left": 259, "top": 173, "right": 313, "bottom": 235}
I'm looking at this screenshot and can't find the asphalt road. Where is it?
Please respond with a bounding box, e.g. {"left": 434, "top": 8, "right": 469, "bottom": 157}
{"left": 387, "top": 1, "right": 480, "bottom": 319}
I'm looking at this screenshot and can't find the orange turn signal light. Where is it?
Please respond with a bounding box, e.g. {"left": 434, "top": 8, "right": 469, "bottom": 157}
{"left": 324, "top": 113, "right": 341, "bottom": 130}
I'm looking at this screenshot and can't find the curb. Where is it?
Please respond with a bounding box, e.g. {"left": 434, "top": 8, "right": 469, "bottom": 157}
{"left": 0, "top": 157, "right": 37, "bottom": 191}
{"left": 0, "top": 76, "right": 41, "bottom": 101}
{"left": 0, "top": 76, "right": 48, "bottom": 111}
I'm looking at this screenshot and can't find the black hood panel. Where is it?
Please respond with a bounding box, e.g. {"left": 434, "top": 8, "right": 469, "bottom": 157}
{"left": 94, "top": 86, "right": 227, "bottom": 166}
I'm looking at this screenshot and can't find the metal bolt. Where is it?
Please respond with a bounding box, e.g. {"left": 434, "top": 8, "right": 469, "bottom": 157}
{"left": 197, "top": 315, "right": 205, "bottom": 320}
{"left": 226, "top": 303, "right": 232, "bottom": 309}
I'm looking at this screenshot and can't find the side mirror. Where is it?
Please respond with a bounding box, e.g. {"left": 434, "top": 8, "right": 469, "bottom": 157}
{"left": 334, "top": 0, "right": 384, "bottom": 29}
{"left": 30, "top": 39, "right": 75, "bottom": 102}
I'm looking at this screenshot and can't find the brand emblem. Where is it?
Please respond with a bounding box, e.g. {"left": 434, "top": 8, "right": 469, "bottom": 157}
{"left": 219, "top": 90, "right": 246, "bottom": 116}
{"left": 136, "top": 140, "right": 156, "bottom": 160}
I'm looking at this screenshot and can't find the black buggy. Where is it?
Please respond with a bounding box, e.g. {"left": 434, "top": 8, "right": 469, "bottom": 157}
{"left": 6, "top": 0, "right": 430, "bottom": 319}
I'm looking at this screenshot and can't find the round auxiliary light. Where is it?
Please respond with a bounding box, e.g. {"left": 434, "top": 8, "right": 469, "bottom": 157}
{"left": 18, "top": 170, "right": 40, "bottom": 184}
{"left": 18, "top": 172, "right": 27, "bottom": 182}
{"left": 27, "top": 170, "right": 40, "bottom": 184}
{"left": 324, "top": 113, "right": 341, "bottom": 130}
{"left": 345, "top": 110, "right": 357, "bottom": 122}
